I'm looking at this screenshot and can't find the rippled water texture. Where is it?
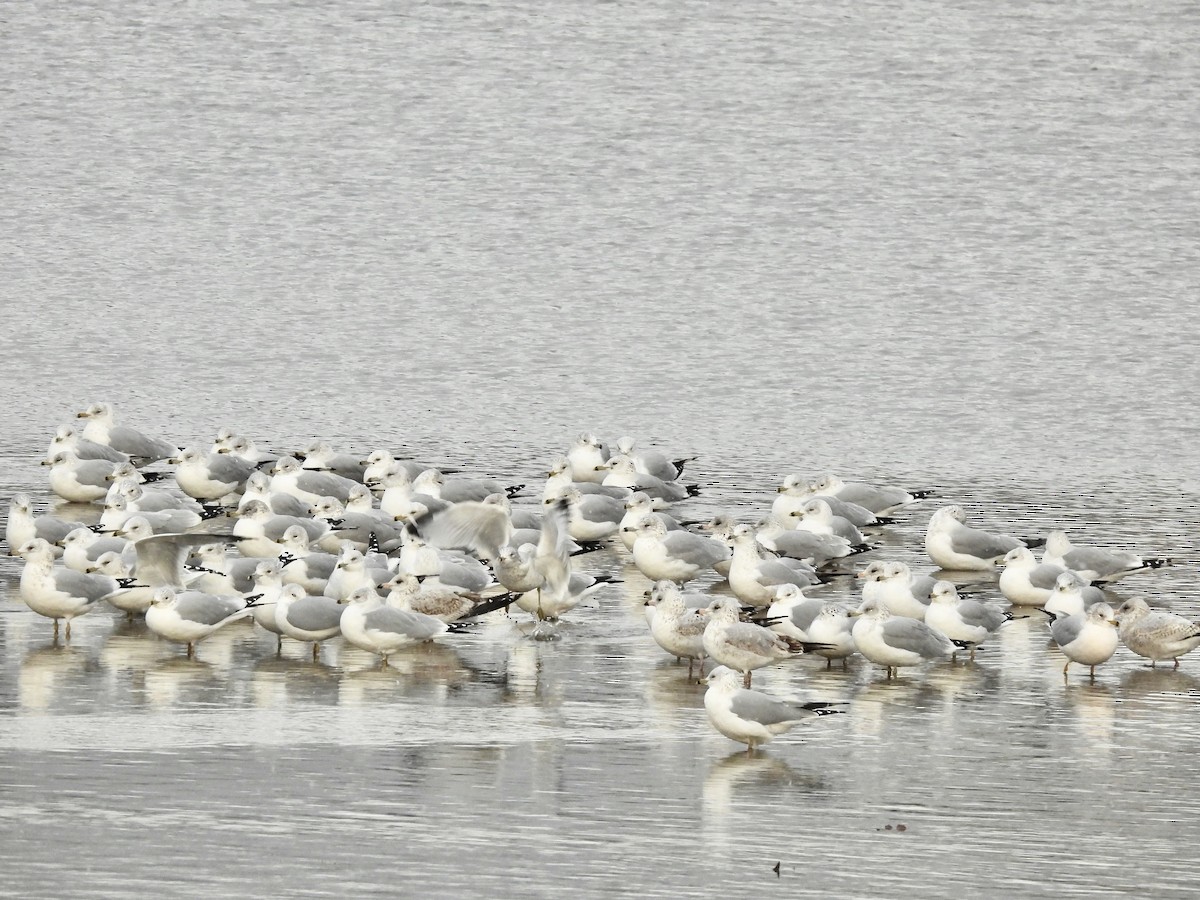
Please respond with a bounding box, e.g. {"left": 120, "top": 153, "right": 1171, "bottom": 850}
{"left": 4, "top": 0, "right": 1200, "bottom": 896}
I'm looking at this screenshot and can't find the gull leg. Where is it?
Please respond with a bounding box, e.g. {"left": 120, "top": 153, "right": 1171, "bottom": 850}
{"left": 187, "top": 642, "right": 195, "bottom": 659}
{"left": 743, "top": 670, "right": 752, "bottom": 688}
{"left": 64, "top": 620, "right": 72, "bottom": 641}
{"left": 1062, "top": 659, "right": 1069, "bottom": 676}
{"left": 312, "top": 642, "right": 320, "bottom": 662}
{"left": 53, "top": 619, "right": 60, "bottom": 638}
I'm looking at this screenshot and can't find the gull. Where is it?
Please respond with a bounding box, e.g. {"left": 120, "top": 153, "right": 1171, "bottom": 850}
{"left": 923, "top": 581, "right": 1010, "bottom": 660}
{"left": 278, "top": 525, "right": 339, "bottom": 594}
{"left": 99, "top": 497, "right": 202, "bottom": 535}
{"left": 172, "top": 447, "right": 256, "bottom": 502}
{"left": 491, "top": 544, "right": 544, "bottom": 594}
{"left": 308, "top": 494, "right": 404, "bottom": 554}
{"left": 617, "top": 492, "right": 687, "bottom": 551}
{"left": 41, "top": 450, "right": 121, "bottom": 503}
{"left": 614, "top": 436, "right": 697, "bottom": 482}
{"left": 212, "top": 431, "right": 280, "bottom": 467}
{"left": 646, "top": 580, "right": 709, "bottom": 679}
{"left": 338, "top": 587, "right": 449, "bottom": 665}
{"left": 273, "top": 584, "right": 345, "bottom": 660}
{"left": 544, "top": 456, "right": 630, "bottom": 502}
{"left": 6, "top": 493, "right": 88, "bottom": 553}
{"left": 727, "top": 524, "right": 820, "bottom": 608}
{"left": 383, "top": 573, "right": 513, "bottom": 624}
{"left": 850, "top": 597, "right": 958, "bottom": 678}
{"left": 376, "top": 464, "right": 446, "bottom": 520}
{"left": 924, "top": 505, "right": 1036, "bottom": 572}
{"left": 269, "top": 456, "right": 360, "bottom": 505}
{"left": 703, "top": 665, "right": 842, "bottom": 754}
{"left": 86, "top": 550, "right": 159, "bottom": 617}
{"left": 598, "top": 456, "right": 698, "bottom": 504}
{"left": 361, "top": 450, "right": 431, "bottom": 486}
{"left": 145, "top": 586, "right": 257, "bottom": 657}
{"left": 772, "top": 475, "right": 881, "bottom": 528}
{"left": 76, "top": 402, "right": 179, "bottom": 464}
{"left": 412, "top": 468, "right": 523, "bottom": 504}
{"left": 1112, "top": 598, "right": 1200, "bottom": 668}
{"left": 788, "top": 498, "right": 865, "bottom": 545}
{"left": 1041, "top": 530, "right": 1170, "bottom": 582}
{"left": 763, "top": 583, "right": 826, "bottom": 642}
{"left": 61, "top": 526, "right": 129, "bottom": 572}
{"left": 247, "top": 560, "right": 290, "bottom": 646}
{"left": 187, "top": 543, "right": 275, "bottom": 595}
{"left": 394, "top": 532, "right": 492, "bottom": 593}
{"left": 754, "top": 514, "right": 858, "bottom": 568}
{"left": 566, "top": 433, "right": 610, "bottom": 483}
{"left": 867, "top": 561, "right": 936, "bottom": 620}
{"left": 998, "top": 546, "right": 1079, "bottom": 607}
{"left": 324, "top": 546, "right": 393, "bottom": 601}
{"left": 1043, "top": 571, "right": 1107, "bottom": 617}
{"left": 552, "top": 487, "right": 624, "bottom": 543}
{"left": 298, "top": 441, "right": 368, "bottom": 482}
{"left": 404, "top": 494, "right": 515, "bottom": 561}
{"left": 809, "top": 473, "right": 931, "bottom": 515}
{"left": 805, "top": 604, "right": 858, "bottom": 666}
{"left": 47, "top": 423, "right": 130, "bottom": 465}
{"left": 626, "top": 515, "right": 730, "bottom": 584}
{"left": 237, "top": 470, "right": 312, "bottom": 518}
{"left": 1048, "top": 603, "right": 1119, "bottom": 678}
{"left": 702, "top": 596, "right": 810, "bottom": 687}
{"left": 109, "top": 481, "right": 202, "bottom": 515}
{"left": 233, "top": 500, "right": 330, "bottom": 557}
{"left": 18, "top": 538, "right": 132, "bottom": 637}
{"left": 105, "top": 518, "right": 243, "bottom": 614}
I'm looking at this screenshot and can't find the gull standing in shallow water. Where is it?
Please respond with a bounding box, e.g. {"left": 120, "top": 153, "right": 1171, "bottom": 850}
{"left": 703, "top": 665, "right": 843, "bottom": 754}
{"left": 626, "top": 514, "right": 730, "bottom": 584}
{"left": 923, "top": 581, "right": 1010, "bottom": 660}
{"left": 1112, "top": 598, "right": 1200, "bottom": 668}
{"left": 702, "top": 597, "right": 811, "bottom": 687}
{"left": 144, "top": 587, "right": 258, "bottom": 657}
{"left": 1041, "top": 530, "right": 1170, "bottom": 582}
{"left": 850, "top": 597, "right": 958, "bottom": 678}
{"left": 1048, "top": 603, "right": 1119, "bottom": 678}
{"left": 645, "top": 580, "right": 708, "bottom": 680}
{"left": 338, "top": 587, "right": 449, "bottom": 666}
{"left": 18, "top": 538, "right": 132, "bottom": 638}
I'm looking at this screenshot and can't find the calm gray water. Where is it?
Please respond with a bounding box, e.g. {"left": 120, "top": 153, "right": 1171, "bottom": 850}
{"left": 3, "top": 0, "right": 1199, "bottom": 896}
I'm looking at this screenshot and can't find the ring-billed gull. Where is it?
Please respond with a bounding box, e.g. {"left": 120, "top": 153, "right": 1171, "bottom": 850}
{"left": 549, "top": 487, "right": 624, "bottom": 542}
{"left": 772, "top": 475, "right": 882, "bottom": 528}
{"left": 805, "top": 603, "right": 857, "bottom": 666}
{"left": 6, "top": 494, "right": 88, "bottom": 553}
{"left": 809, "top": 474, "right": 931, "bottom": 515}
{"left": 617, "top": 492, "right": 687, "bottom": 551}
{"left": 544, "top": 456, "right": 631, "bottom": 503}
{"left": 172, "top": 447, "right": 257, "bottom": 502}
{"left": 273, "top": 583, "right": 345, "bottom": 660}
{"left": 703, "top": 665, "right": 842, "bottom": 754}
{"left": 298, "top": 441, "right": 368, "bottom": 483}
{"left": 404, "top": 494, "right": 514, "bottom": 561}
{"left": 923, "top": 581, "right": 1010, "bottom": 660}
{"left": 998, "top": 547, "right": 1077, "bottom": 607}
{"left": 850, "top": 597, "right": 959, "bottom": 678}
{"left": 753, "top": 514, "right": 859, "bottom": 567}
{"left": 236, "top": 470, "right": 312, "bottom": 518}
{"left": 566, "top": 433, "right": 611, "bottom": 484}
{"left": 61, "top": 526, "right": 128, "bottom": 572}
{"left": 762, "top": 583, "right": 826, "bottom": 642}
{"left": 626, "top": 515, "right": 730, "bottom": 584}
{"left": 924, "top": 505, "right": 1037, "bottom": 572}
{"left": 233, "top": 500, "right": 330, "bottom": 557}
{"left": 76, "top": 402, "right": 179, "bottom": 464}
{"left": 859, "top": 561, "right": 935, "bottom": 620}
{"left": 727, "top": 524, "right": 820, "bottom": 608}
{"left": 269, "top": 456, "right": 360, "bottom": 505}
{"left": 788, "top": 499, "right": 865, "bottom": 545}
{"left": 338, "top": 586, "right": 450, "bottom": 665}
{"left": 614, "top": 436, "right": 697, "bottom": 482}
{"left": 1043, "top": 571, "right": 1107, "bottom": 617}
{"left": 1112, "top": 598, "right": 1200, "bottom": 668}
{"left": 145, "top": 586, "right": 258, "bottom": 657}
{"left": 325, "top": 546, "right": 394, "bottom": 601}
{"left": 47, "top": 424, "right": 130, "bottom": 465}
{"left": 100, "top": 497, "right": 202, "bottom": 535}
{"left": 1040, "top": 530, "right": 1170, "bottom": 582}
{"left": 1048, "top": 603, "right": 1119, "bottom": 678}
{"left": 598, "top": 456, "right": 698, "bottom": 504}
{"left": 384, "top": 573, "right": 514, "bottom": 623}
{"left": 646, "top": 580, "right": 709, "bottom": 679}
{"left": 702, "top": 597, "right": 813, "bottom": 687}
{"left": 18, "top": 538, "right": 133, "bottom": 637}
{"left": 41, "top": 450, "right": 121, "bottom": 503}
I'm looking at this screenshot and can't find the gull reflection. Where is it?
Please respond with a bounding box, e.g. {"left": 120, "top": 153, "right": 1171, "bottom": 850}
{"left": 1062, "top": 680, "right": 1116, "bottom": 757}
{"left": 703, "top": 751, "right": 824, "bottom": 835}
{"left": 18, "top": 642, "right": 88, "bottom": 711}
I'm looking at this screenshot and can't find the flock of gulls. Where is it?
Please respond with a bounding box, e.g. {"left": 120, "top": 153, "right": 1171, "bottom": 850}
{"left": 7, "top": 403, "right": 1198, "bottom": 754}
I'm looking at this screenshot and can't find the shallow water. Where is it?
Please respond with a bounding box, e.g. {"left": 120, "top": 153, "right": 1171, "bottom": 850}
{"left": 4, "top": 0, "right": 1200, "bottom": 896}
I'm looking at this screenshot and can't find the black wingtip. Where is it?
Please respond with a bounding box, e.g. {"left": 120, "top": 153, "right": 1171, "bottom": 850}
{"left": 1020, "top": 536, "right": 1047, "bottom": 550}
{"left": 199, "top": 505, "right": 226, "bottom": 520}
{"left": 909, "top": 489, "right": 936, "bottom": 499}
{"left": 685, "top": 484, "right": 702, "bottom": 497}
{"left": 504, "top": 484, "right": 526, "bottom": 499}
{"left": 139, "top": 471, "right": 170, "bottom": 483}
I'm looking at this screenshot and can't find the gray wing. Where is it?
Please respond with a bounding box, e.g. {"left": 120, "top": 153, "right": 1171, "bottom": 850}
{"left": 756, "top": 560, "right": 814, "bottom": 588}
{"left": 1028, "top": 563, "right": 1067, "bottom": 591}
{"left": 287, "top": 595, "right": 345, "bottom": 632}
{"left": 1050, "top": 615, "right": 1085, "bottom": 646}
{"left": 909, "top": 575, "right": 938, "bottom": 602}
{"left": 1062, "top": 547, "right": 1140, "bottom": 577}
{"left": 1135, "top": 612, "right": 1200, "bottom": 643}
{"left": 175, "top": 592, "right": 246, "bottom": 626}
{"left": 207, "top": 454, "right": 256, "bottom": 484}
{"left": 416, "top": 503, "right": 512, "bottom": 558}
{"left": 950, "top": 524, "right": 1023, "bottom": 559}
{"left": 109, "top": 425, "right": 177, "bottom": 461}
{"left": 73, "top": 459, "right": 119, "bottom": 488}
{"left": 723, "top": 622, "right": 787, "bottom": 656}
{"left": 788, "top": 599, "right": 826, "bottom": 633}
{"left": 362, "top": 606, "right": 445, "bottom": 640}
{"left": 661, "top": 532, "right": 730, "bottom": 566}
{"left": 294, "top": 470, "right": 356, "bottom": 501}
{"left": 578, "top": 494, "right": 624, "bottom": 524}
{"left": 730, "top": 690, "right": 814, "bottom": 726}
{"left": 55, "top": 569, "right": 119, "bottom": 601}
{"left": 880, "top": 618, "right": 953, "bottom": 657}
{"left": 957, "top": 599, "right": 1007, "bottom": 631}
